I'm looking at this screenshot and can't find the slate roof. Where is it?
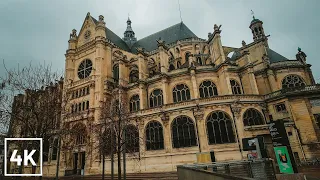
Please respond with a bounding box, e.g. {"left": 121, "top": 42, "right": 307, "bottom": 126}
{"left": 230, "top": 48, "right": 289, "bottom": 63}
{"left": 130, "top": 22, "right": 198, "bottom": 53}
{"left": 266, "top": 48, "right": 289, "bottom": 63}
{"left": 91, "top": 16, "right": 197, "bottom": 54}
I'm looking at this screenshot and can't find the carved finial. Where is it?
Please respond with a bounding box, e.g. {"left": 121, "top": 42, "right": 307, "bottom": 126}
{"left": 87, "top": 12, "right": 90, "bottom": 16}
{"left": 214, "top": 24, "right": 218, "bottom": 31}
{"left": 213, "top": 24, "right": 222, "bottom": 33}
{"left": 242, "top": 40, "right": 246, "bottom": 47}
{"left": 99, "top": 15, "right": 104, "bottom": 22}
{"left": 69, "top": 29, "right": 77, "bottom": 39}
{"left": 208, "top": 32, "right": 212, "bottom": 39}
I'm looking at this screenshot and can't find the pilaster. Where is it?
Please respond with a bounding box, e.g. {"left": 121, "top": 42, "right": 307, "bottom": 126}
{"left": 161, "top": 75, "right": 169, "bottom": 104}
{"left": 190, "top": 69, "right": 199, "bottom": 99}
{"left": 193, "top": 108, "right": 207, "bottom": 151}
{"left": 161, "top": 113, "right": 172, "bottom": 153}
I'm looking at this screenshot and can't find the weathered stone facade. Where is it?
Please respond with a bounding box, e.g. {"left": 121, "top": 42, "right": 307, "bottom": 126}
{"left": 47, "top": 13, "right": 320, "bottom": 176}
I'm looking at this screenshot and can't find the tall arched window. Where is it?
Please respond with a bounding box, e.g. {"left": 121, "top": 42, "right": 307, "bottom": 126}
{"left": 172, "top": 116, "right": 197, "bottom": 148}
{"left": 177, "top": 61, "right": 181, "bottom": 68}
{"left": 197, "top": 57, "right": 202, "bottom": 65}
{"left": 74, "top": 123, "right": 86, "bottom": 145}
{"left": 230, "top": 80, "right": 242, "bottom": 95}
{"left": 282, "top": 75, "right": 306, "bottom": 89}
{"left": 206, "top": 111, "right": 235, "bottom": 144}
{"left": 130, "top": 95, "right": 140, "bottom": 112}
{"left": 243, "top": 108, "right": 265, "bottom": 126}
{"left": 129, "top": 69, "right": 139, "bottom": 83}
{"left": 149, "top": 89, "right": 163, "bottom": 108}
{"left": 199, "top": 81, "right": 218, "bottom": 98}
{"left": 173, "top": 84, "right": 191, "bottom": 103}
{"left": 125, "top": 125, "right": 139, "bottom": 153}
{"left": 78, "top": 59, "right": 93, "bottom": 79}
{"left": 145, "top": 121, "right": 164, "bottom": 150}
{"left": 113, "top": 65, "right": 119, "bottom": 84}
{"left": 185, "top": 52, "right": 191, "bottom": 62}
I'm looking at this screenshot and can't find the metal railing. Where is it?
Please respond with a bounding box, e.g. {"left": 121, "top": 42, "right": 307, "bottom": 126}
{"left": 180, "top": 159, "right": 276, "bottom": 180}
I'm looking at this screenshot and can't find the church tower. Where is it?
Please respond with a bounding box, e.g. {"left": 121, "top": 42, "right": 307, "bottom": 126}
{"left": 123, "top": 17, "right": 137, "bottom": 48}
{"left": 249, "top": 15, "right": 266, "bottom": 41}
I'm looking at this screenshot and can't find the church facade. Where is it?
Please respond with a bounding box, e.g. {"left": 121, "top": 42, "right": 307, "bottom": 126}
{"left": 44, "top": 12, "right": 320, "bottom": 176}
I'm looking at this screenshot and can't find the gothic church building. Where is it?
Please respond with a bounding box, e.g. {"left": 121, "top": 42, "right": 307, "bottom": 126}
{"left": 45, "top": 12, "right": 320, "bottom": 176}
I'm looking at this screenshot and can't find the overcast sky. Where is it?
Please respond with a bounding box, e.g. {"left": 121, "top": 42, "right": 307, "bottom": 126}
{"left": 0, "top": 0, "right": 319, "bottom": 80}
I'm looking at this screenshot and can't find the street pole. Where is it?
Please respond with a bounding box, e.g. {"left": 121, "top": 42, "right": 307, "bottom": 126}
{"left": 111, "top": 121, "right": 114, "bottom": 180}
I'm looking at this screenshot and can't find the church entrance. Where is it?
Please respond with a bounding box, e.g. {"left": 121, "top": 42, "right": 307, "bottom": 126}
{"left": 73, "top": 152, "right": 86, "bottom": 175}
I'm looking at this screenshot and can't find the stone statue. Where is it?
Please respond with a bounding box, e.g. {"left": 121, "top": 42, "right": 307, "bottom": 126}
{"left": 242, "top": 40, "right": 246, "bottom": 47}
{"left": 296, "top": 47, "right": 307, "bottom": 64}
{"left": 99, "top": 15, "right": 104, "bottom": 22}
{"left": 70, "top": 29, "right": 77, "bottom": 39}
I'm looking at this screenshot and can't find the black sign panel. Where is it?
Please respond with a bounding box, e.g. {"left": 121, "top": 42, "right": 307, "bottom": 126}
{"left": 268, "top": 120, "right": 290, "bottom": 147}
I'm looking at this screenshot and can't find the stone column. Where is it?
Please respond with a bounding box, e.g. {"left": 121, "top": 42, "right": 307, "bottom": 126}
{"left": 161, "top": 113, "right": 172, "bottom": 153}
{"left": 161, "top": 75, "right": 169, "bottom": 104}
{"left": 230, "top": 103, "right": 244, "bottom": 159}
{"left": 139, "top": 83, "right": 147, "bottom": 109}
{"left": 190, "top": 69, "right": 199, "bottom": 99}
{"left": 138, "top": 119, "right": 146, "bottom": 156}
{"left": 193, "top": 109, "right": 207, "bottom": 152}
{"left": 248, "top": 67, "right": 259, "bottom": 94}
{"left": 118, "top": 60, "right": 127, "bottom": 86}
{"left": 267, "top": 70, "right": 278, "bottom": 92}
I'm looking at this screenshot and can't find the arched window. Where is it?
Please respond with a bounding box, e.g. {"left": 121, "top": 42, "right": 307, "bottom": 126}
{"left": 185, "top": 52, "right": 191, "bottom": 62}
{"left": 169, "top": 64, "right": 175, "bottom": 71}
{"left": 243, "top": 108, "right": 265, "bottom": 126}
{"left": 177, "top": 61, "right": 181, "bottom": 68}
{"left": 86, "top": 101, "right": 89, "bottom": 110}
{"left": 199, "top": 81, "right": 218, "bottom": 98}
{"left": 51, "top": 139, "right": 58, "bottom": 160}
{"left": 82, "top": 102, "right": 85, "bottom": 111}
{"left": 113, "top": 65, "right": 119, "bottom": 84}
{"left": 149, "top": 89, "right": 163, "bottom": 108}
{"left": 230, "top": 80, "right": 242, "bottom": 95}
{"left": 129, "top": 69, "right": 139, "bottom": 83}
{"left": 145, "top": 121, "right": 164, "bottom": 150}
{"left": 171, "top": 116, "right": 197, "bottom": 148}
{"left": 125, "top": 125, "right": 139, "bottom": 153}
{"left": 197, "top": 57, "right": 202, "bottom": 65}
{"left": 78, "top": 103, "right": 81, "bottom": 112}
{"left": 282, "top": 75, "right": 306, "bottom": 89}
{"left": 173, "top": 84, "right": 191, "bottom": 103}
{"left": 130, "top": 95, "right": 140, "bottom": 112}
{"left": 74, "top": 123, "right": 86, "bottom": 145}
{"left": 206, "top": 111, "right": 235, "bottom": 144}
{"left": 78, "top": 59, "right": 93, "bottom": 79}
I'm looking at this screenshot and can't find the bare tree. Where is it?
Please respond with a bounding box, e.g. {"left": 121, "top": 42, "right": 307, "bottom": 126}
{"left": 0, "top": 61, "right": 63, "bottom": 178}
{"left": 96, "top": 88, "right": 140, "bottom": 180}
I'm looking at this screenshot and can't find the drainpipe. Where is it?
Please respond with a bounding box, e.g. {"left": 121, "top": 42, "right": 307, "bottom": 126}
{"left": 229, "top": 104, "right": 243, "bottom": 159}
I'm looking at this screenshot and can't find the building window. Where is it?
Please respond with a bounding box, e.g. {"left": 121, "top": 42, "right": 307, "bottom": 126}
{"left": 86, "top": 86, "right": 90, "bottom": 95}
{"left": 199, "top": 81, "right": 218, "bottom": 98}
{"left": 282, "top": 75, "right": 306, "bottom": 89}
{"left": 185, "top": 52, "right": 191, "bottom": 62}
{"left": 43, "top": 137, "right": 50, "bottom": 162}
{"left": 130, "top": 95, "right": 140, "bottom": 112}
{"left": 206, "top": 111, "right": 235, "bottom": 144}
{"left": 125, "top": 125, "right": 139, "bottom": 153}
{"left": 177, "top": 61, "right": 181, "bottom": 68}
{"left": 275, "top": 103, "right": 287, "bottom": 113}
{"left": 243, "top": 108, "right": 265, "bottom": 126}
{"left": 86, "top": 101, "right": 89, "bottom": 110}
{"left": 197, "top": 57, "right": 202, "bottom": 65}
{"left": 129, "top": 69, "right": 139, "bottom": 83}
{"left": 172, "top": 116, "right": 197, "bottom": 148}
{"left": 51, "top": 139, "right": 58, "bottom": 160}
{"left": 75, "top": 123, "right": 86, "bottom": 145}
{"left": 71, "top": 105, "right": 74, "bottom": 113}
{"left": 78, "top": 103, "right": 81, "bottom": 112}
{"left": 169, "top": 64, "right": 175, "bottom": 71}
{"left": 82, "top": 102, "right": 85, "bottom": 111}
{"left": 77, "top": 59, "right": 93, "bottom": 79}
{"left": 173, "top": 84, "right": 191, "bottom": 103}
{"left": 149, "top": 89, "right": 163, "bottom": 108}
{"left": 113, "top": 65, "right": 119, "bottom": 84}
{"left": 145, "top": 121, "right": 164, "bottom": 150}
{"left": 314, "top": 114, "right": 320, "bottom": 128}
{"left": 230, "top": 80, "right": 242, "bottom": 95}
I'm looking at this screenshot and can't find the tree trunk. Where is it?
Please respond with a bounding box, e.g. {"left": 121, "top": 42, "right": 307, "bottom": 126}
{"left": 102, "top": 152, "right": 105, "bottom": 180}
{"left": 117, "top": 142, "right": 121, "bottom": 180}
{"left": 111, "top": 124, "right": 114, "bottom": 180}
{"left": 123, "top": 129, "right": 126, "bottom": 180}
{"left": 55, "top": 137, "right": 61, "bottom": 180}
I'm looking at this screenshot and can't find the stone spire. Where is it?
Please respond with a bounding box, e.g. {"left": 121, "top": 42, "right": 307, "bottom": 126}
{"left": 123, "top": 17, "right": 137, "bottom": 48}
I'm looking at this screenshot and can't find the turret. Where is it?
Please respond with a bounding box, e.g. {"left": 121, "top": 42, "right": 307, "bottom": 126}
{"left": 249, "top": 16, "right": 266, "bottom": 42}
{"left": 123, "top": 17, "right": 137, "bottom": 48}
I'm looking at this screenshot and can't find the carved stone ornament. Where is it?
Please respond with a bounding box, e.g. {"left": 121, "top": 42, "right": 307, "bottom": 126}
{"left": 99, "top": 15, "right": 104, "bottom": 22}
{"left": 69, "top": 29, "right": 77, "bottom": 40}
{"left": 231, "top": 100, "right": 241, "bottom": 118}
{"left": 242, "top": 40, "right": 246, "bottom": 47}
{"left": 193, "top": 109, "right": 204, "bottom": 121}
{"left": 296, "top": 47, "right": 307, "bottom": 64}
{"left": 161, "top": 112, "right": 169, "bottom": 127}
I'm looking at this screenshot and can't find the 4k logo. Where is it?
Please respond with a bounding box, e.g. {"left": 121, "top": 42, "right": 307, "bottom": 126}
{"left": 4, "top": 138, "right": 43, "bottom": 176}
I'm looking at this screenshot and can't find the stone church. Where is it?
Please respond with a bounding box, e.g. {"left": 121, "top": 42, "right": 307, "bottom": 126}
{"left": 44, "top": 12, "right": 320, "bottom": 176}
